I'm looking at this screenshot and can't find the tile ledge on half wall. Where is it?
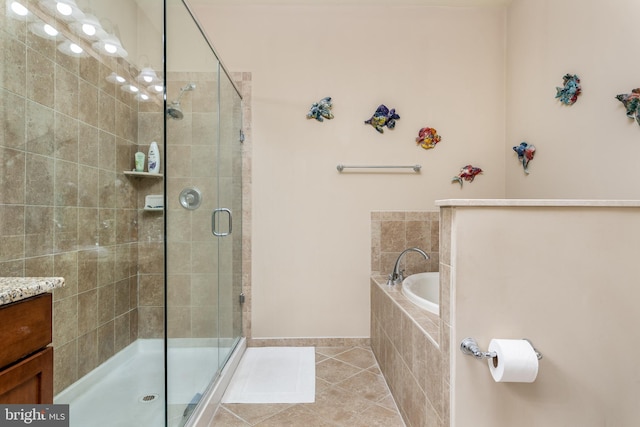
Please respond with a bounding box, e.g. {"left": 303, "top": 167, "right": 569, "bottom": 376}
{"left": 436, "top": 199, "right": 640, "bottom": 207}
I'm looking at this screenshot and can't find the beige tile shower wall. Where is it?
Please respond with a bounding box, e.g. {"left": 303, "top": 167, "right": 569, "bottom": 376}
{"left": 164, "top": 70, "right": 245, "bottom": 342}
{"left": 0, "top": 13, "right": 152, "bottom": 393}
{"left": 135, "top": 182, "right": 164, "bottom": 340}
{"left": 136, "top": 84, "right": 165, "bottom": 340}
{"left": 165, "top": 71, "right": 219, "bottom": 339}
{"left": 371, "top": 211, "right": 440, "bottom": 277}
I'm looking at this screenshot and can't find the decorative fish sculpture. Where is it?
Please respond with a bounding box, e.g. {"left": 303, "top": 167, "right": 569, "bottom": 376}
{"left": 513, "top": 141, "right": 536, "bottom": 174}
{"left": 555, "top": 74, "right": 581, "bottom": 105}
{"left": 306, "top": 96, "right": 334, "bottom": 122}
{"left": 364, "top": 104, "right": 400, "bottom": 133}
{"left": 615, "top": 89, "right": 640, "bottom": 126}
{"left": 452, "top": 165, "right": 482, "bottom": 187}
{"left": 416, "top": 127, "right": 441, "bottom": 150}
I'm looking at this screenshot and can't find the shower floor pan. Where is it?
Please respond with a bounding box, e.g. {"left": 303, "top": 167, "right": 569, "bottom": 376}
{"left": 55, "top": 339, "right": 232, "bottom": 427}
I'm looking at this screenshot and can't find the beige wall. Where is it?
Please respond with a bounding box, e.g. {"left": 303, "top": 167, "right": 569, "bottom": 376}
{"left": 505, "top": 0, "right": 640, "bottom": 198}
{"left": 190, "top": 3, "right": 507, "bottom": 338}
{"left": 445, "top": 203, "right": 640, "bottom": 426}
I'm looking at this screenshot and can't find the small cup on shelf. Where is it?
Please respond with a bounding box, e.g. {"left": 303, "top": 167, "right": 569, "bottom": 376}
{"left": 134, "top": 152, "right": 145, "bottom": 172}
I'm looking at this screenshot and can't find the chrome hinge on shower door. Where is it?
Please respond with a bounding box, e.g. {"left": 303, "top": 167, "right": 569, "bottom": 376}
{"left": 239, "top": 292, "right": 245, "bottom": 305}
{"left": 239, "top": 129, "right": 245, "bottom": 143}
{"left": 211, "top": 208, "right": 232, "bottom": 236}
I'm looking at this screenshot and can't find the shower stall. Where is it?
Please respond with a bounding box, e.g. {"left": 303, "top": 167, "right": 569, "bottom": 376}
{"left": 0, "top": 0, "right": 244, "bottom": 425}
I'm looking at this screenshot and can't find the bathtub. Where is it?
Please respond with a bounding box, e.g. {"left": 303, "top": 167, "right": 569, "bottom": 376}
{"left": 402, "top": 272, "right": 439, "bottom": 315}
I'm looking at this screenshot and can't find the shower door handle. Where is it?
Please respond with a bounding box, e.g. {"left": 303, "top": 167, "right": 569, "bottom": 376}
{"left": 212, "top": 208, "right": 232, "bottom": 236}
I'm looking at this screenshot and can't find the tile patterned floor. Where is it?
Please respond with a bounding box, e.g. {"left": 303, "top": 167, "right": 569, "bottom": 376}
{"left": 208, "top": 346, "right": 406, "bottom": 426}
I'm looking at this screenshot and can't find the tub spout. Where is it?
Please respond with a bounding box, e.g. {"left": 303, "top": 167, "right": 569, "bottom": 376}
{"left": 387, "top": 247, "right": 429, "bottom": 286}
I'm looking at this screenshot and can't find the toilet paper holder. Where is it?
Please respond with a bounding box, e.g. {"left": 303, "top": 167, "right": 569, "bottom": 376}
{"left": 460, "top": 337, "right": 543, "bottom": 360}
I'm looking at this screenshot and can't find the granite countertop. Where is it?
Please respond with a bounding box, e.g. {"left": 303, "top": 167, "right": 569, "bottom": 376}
{"left": 0, "top": 277, "right": 65, "bottom": 306}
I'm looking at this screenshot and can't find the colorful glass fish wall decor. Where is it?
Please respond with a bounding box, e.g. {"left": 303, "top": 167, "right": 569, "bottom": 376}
{"left": 615, "top": 89, "right": 640, "bottom": 126}
{"left": 306, "top": 97, "right": 334, "bottom": 122}
{"left": 452, "top": 165, "right": 482, "bottom": 187}
{"left": 555, "top": 74, "right": 581, "bottom": 105}
{"left": 364, "top": 104, "right": 400, "bottom": 133}
{"left": 416, "top": 127, "right": 441, "bottom": 150}
{"left": 513, "top": 142, "right": 536, "bottom": 174}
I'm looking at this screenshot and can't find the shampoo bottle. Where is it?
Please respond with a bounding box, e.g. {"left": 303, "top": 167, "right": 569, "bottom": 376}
{"left": 148, "top": 141, "right": 160, "bottom": 174}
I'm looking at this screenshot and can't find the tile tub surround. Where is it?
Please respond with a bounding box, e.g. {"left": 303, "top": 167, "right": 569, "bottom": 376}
{"left": 370, "top": 210, "right": 448, "bottom": 427}
{"left": 0, "top": 277, "right": 65, "bottom": 305}
{"left": 371, "top": 211, "right": 440, "bottom": 277}
{"left": 370, "top": 276, "right": 449, "bottom": 427}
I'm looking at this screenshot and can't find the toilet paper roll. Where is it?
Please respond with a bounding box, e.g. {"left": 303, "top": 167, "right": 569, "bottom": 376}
{"left": 487, "top": 339, "right": 539, "bottom": 383}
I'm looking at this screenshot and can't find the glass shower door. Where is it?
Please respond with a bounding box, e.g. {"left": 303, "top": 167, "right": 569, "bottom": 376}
{"left": 165, "top": 1, "right": 242, "bottom": 426}
{"left": 216, "top": 66, "right": 243, "bottom": 372}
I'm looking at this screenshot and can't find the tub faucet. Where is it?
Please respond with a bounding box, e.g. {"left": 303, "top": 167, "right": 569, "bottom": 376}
{"left": 387, "top": 247, "right": 429, "bottom": 286}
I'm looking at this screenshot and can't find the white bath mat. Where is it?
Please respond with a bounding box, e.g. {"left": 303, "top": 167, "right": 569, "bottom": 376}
{"left": 222, "top": 347, "right": 315, "bottom": 404}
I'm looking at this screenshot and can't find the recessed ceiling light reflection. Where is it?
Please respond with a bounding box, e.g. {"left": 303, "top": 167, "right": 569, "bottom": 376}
{"left": 69, "top": 14, "right": 107, "bottom": 41}
{"left": 104, "top": 43, "right": 117, "bottom": 54}
{"left": 56, "top": 1, "right": 71, "bottom": 14}
{"left": 105, "top": 72, "right": 126, "bottom": 84}
{"left": 83, "top": 23, "right": 95, "bottom": 36}
{"left": 92, "top": 35, "right": 127, "bottom": 58}
{"left": 7, "top": 0, "right": 34, "bottom": 20}
{"left": 10, "top": 0, "right": 28, "bottom": 15}
{"left": 135, "top": 93, "right": 151, "bottom": 102}
{"left": 57, "top": 40, "right": 88, "bottom": 57}
{"left": 44, "top": 24, "right": 58, "bottom": 36}
{"left": 136, "top": 67, "right": 159, "bottom": 84}
{"left": 148, "top": 84, "right": 164, "bottom": 94}
{"left": 120, "top": 84, "right": 139, "bottom": 94}
{"left": 39, "top": 0, "right": 84, "bottom": 22}
{"left": 29, "top": 21, "right": 63, "bottom": 40}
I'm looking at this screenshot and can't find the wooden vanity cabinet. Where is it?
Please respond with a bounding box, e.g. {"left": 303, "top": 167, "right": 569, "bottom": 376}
{"left": 0, "top": 293, "right": 53, "bottom": 403}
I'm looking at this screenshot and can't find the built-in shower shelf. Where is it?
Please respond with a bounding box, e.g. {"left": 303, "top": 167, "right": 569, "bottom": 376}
{"left": 124, "top": 171, "right": 163, "bottom": 178}
{"left": 143, "top": 207, "right": 163, "bottom": 212}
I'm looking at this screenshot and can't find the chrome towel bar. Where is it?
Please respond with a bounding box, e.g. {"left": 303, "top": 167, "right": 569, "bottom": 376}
{"left": 336, "top": 164, "right": 421, "bottom": 172}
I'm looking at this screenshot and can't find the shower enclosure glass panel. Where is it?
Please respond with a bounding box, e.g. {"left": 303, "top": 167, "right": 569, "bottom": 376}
{"left": 0, "top": 0, "right": 241, "bottom": 423}
{"left": 165, "top": 1, "right": 243, "bottom": 426}
{"left": 217, "top": 66, "right": 243, "bottom": 372}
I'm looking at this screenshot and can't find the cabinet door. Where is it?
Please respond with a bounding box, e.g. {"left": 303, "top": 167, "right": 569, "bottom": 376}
{"left": 0, "top": 347, "right": 53, "bottom": 404}
{"left": 0, "top": 293, "right": 52, "bottom": 370}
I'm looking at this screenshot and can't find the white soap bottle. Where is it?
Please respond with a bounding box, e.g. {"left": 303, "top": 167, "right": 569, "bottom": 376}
{"left": 147, "top": 141, "right": 160, "bottom": 174}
